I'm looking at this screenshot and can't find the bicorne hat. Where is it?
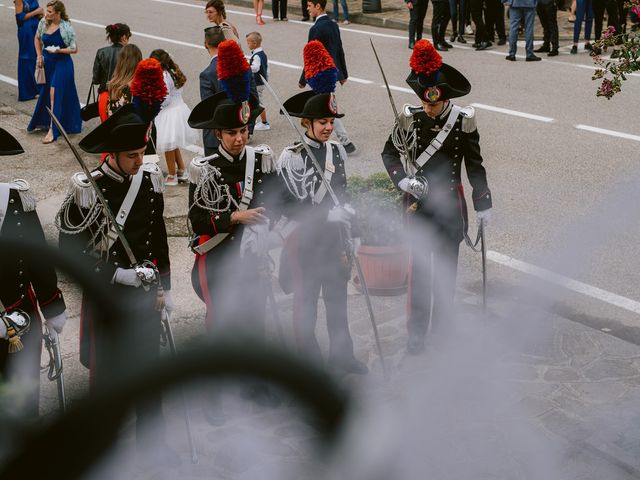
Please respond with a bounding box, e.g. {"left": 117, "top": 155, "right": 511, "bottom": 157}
{"left": 188, "top": 40, "right": 263, "bottom": 130}
{"left": 406, "top": 40, "right": 471, "bottom": 103}
{"left": 282, "top": 41, "right": 344, "bottom": 119}
{"left": 0, "top": 128, "right": 25, "bottom": 156}
{"left": 78, "top": 104, "right": 151, "bottom": 153}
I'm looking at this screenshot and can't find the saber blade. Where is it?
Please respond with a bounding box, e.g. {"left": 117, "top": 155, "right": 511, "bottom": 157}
{"left": 481, "top": 219, "right": 487, "bottom": 313}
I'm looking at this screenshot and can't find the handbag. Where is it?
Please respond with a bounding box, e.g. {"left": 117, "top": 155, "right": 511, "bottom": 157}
{"left": 35, "top": 65, "right": 45, "bottom": 85}
{"left": 80, "top": 84, "right": 99, "bottom": 121}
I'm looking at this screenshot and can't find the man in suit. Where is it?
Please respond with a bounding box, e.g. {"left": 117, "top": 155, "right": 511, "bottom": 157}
{"left": 200, "top": 26, "right": 226, "bottom": 156}
{"left": 298, "top": 0, "right": 356, "bottom": 154}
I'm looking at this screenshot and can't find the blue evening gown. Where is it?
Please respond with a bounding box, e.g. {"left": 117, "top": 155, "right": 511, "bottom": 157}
{"left": 27, "top": 27, "right": 82, "bottom": 140}
{"left": 15, "top": 0, "right": 40, "bottom": 101}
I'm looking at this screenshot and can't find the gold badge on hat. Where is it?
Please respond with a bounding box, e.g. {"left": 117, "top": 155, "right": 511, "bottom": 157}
{"left": 328, "top": 93, "right": 338, "bottom": 115}
{"left": 238, "top": 101, "right": 251, "bottom": 124}
{"left": 424, "top": 86, "right": 442, "bottom": 103}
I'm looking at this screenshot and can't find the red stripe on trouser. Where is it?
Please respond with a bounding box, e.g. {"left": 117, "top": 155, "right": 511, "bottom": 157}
{"left": 198, "top": 254, "right": 215, "bottom": 331}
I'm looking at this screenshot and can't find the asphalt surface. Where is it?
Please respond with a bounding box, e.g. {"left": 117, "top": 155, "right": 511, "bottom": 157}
{"left": 1, "top": 1, "right": 640, "bottom": 478}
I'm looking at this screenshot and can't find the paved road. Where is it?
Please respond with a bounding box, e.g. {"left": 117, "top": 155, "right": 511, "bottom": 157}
{"left": 1, "top": 1, "right": 640, "bottom": 478}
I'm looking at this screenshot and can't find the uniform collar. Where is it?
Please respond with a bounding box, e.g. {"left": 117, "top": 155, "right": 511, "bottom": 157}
{"left": 251, "top": 47, "right": 263, "bottom": 54}
{"left": 218, "top": 145, "right": 246, "bottom": 163}
{"left": 101, "top": 160, "right": 129, "bottom": 182}
{"left": 303, "top": 133, "right": 323, "bottom": 149}
{"left": 436, "top": 100, "right": 452, "bottom": 120}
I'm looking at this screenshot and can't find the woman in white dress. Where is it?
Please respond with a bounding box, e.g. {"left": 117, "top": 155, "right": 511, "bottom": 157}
{"left": 150, "top": 49, "right": 197, "bottom": 186}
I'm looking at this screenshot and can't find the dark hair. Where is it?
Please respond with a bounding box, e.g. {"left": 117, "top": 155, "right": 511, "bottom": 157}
{"left": 204, "top": 26, "right": 226, "bottom": 48}
{"left": 149, "top": 49, "right": 187, "bottom": 90}
{"left": 308, "top": 0, "right": 327, "bottom": 10}
{"left": 206, "top": 0, "right": 227, "bottom": 19}
{"left": 105, "top": 23, "right": 131, "bottom": 44}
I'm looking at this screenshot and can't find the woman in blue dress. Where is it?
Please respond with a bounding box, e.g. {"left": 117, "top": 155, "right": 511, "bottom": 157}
{"left": 27, "top": 0, "right": 81, "bottom": 144}
{"left": 15, "top": 0, "right": 43, "bottom": 101}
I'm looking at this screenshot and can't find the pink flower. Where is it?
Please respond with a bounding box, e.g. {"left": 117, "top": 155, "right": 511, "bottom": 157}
{"left": 602, "top": 25, "right": 616, "bottom": 38}
{"left": 632, "top": 4, "right": 640, "bottom": 16}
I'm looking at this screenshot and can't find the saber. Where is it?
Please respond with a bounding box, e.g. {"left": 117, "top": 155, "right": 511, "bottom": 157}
{"left": 161, "top": 312, "right": 198, "bottom": 464}
{"left": 370, "top": 39, "right": 418, "bottom": 174}
{"left": 480, "top": 219, "right": 487, "bottom": 313}
{"left": 260, "top": 75, "right": 388, "bottom": 378}
{"left": 43, "top": 327, "right": 66, "bottom": 413}
{"left": 46, "top": 107, "right": 157, "bottom": 286}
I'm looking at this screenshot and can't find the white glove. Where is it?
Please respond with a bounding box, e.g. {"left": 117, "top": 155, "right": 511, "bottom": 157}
{"left": 0, "top": 320, "right": 6, "bottom": 340}
{"left": 163, "top": 290, "right": 175, "bottom": 315}
{"left": 398, "top": 176, "right": 427, "bottom": 199}
{"left": 327, "top": 204, "right": 355, "bottom": 226}
{"left": 45, "top": 312, "right": 67, "bottom": 334}
{"left": 44, "top": 45, "right": 60, "bottom": 53}
{"left": 477, "top": 208, "right": 492, "bottom": 227}
{"left": 112, "top": 267, "right": 143, "bottom": 288}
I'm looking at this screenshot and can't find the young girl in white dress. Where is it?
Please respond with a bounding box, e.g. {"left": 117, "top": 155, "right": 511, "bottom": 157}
{"left": 150, "top": 49, "right": 197, "bottom": 186}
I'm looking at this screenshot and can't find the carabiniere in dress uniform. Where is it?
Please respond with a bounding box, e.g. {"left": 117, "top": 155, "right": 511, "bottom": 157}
{"left": 381, "top": 40, "right": 493, "bottom": 355}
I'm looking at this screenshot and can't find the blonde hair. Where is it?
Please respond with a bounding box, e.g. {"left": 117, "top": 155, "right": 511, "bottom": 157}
{"left": 108, "top": 44, "right": 142, "bottom": 102}
{"left": 246, "top": 32, "right": 262, "bottom": 44}
{"left": 46, "top": 0, "right": 69, "bottom": 23}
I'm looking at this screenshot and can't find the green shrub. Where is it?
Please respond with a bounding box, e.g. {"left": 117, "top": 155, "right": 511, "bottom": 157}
{"left": 348, "top": 172, "right": 405, "bottom": 246}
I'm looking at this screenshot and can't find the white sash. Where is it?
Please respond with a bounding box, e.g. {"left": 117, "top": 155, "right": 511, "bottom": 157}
{"left": 415, "top": 105, "right": 462, "bottom": 169}
{"left": 193, "top": 147, "right": 256, "bottom": 255}
{"left": 311, "top": 143, "right": 335, "bottom": 205}
{"left": 0, "top": 183, "right": 9, "bottom": 234}
{"left": 105, "top": 168, "right": 144, "bottom": 250}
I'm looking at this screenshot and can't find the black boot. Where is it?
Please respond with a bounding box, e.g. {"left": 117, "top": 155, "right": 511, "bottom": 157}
{"left": 534, "top": 43, "right": 550, "bottom": 52}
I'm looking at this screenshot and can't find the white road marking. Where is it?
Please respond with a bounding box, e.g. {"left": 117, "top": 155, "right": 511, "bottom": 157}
{"left": 388, "top": 85, "right": 415, "bottom": 94}
{"left": 349, "top": 77, "right": 373, "bottom": 84}
{"left": 0, "top": 74, "right": 18, "bottom": 86}
{"left": 575, "top": 124, "right": 640, "bottom": 142}
{"left": 471, "top": 103, "right": 555, "bottom": 122}
{"left": 488, "top": 251, "right": 640, "bottom": 315}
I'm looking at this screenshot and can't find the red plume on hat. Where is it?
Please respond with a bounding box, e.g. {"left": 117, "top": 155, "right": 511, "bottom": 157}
{"left": 217, "top": 40, "right": 251, "bottom": 104}
{"left": 130, "top": 58, "right": 167, "bottom": 122}
{"left": 409, "top": 39, "right": 443, "bottom": 76}
{"left": 303, "top": 40, "right": 338, "bottom": 94}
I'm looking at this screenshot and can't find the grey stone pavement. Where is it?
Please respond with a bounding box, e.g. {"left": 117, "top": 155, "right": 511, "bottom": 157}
{"left": 1, "top": 3, "right": 640, "bottom": 469}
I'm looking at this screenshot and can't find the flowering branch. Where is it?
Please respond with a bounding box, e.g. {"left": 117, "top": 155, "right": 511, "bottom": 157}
{"left": 592, "top": 1, "right": 640, "bottom": 99}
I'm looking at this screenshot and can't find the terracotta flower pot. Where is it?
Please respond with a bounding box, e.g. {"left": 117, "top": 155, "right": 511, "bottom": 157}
{"left": 353, "top": 244, "right": 409, "bottom": 296}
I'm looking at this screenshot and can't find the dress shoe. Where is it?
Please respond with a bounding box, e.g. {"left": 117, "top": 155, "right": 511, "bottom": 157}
{"left": 534, "top": 44, "right": 550, "bottom": 52}
{"left": 589, "top": 46, "right": 601, "bottom": 56}
{"left": 406, "top": 334, "right": 425, "bottom": 356}
{"left": 449, "top": 34, "right": 457, "bottom": 42}
{"left": 547, "top": 49, "right": 559, "bottom": 56}
{"left": 526, "top": 54, "right": 542, "bottom": 61}
{"left": 471, "top": 42, "right": 478, "bottom": 48}
{"left": 570, "top": 45, "right": 578, "bottom": 54}
{"left": 329, "top": 356, "right": 369, "bottom": 375}
{"left": 497, "top": 37, "right": 507, "bottom": 45}
{"left": 456, "top": 35, "right": 467, "bottom": 43}
{"left": 584, "top": 42, "right": 593, "bottom": 51}
{"left": 475, "top": 41, "right": 490, "bottom": 51}
{"left": 505, "top": 54, "right": 516, "bottom": 61}
{"left": 343, "top": 142, "right": 356, "bottom": 154}
{"left": 443, "top": 41, "right": 454, "bottom": 48}
{"left": 409, "top": 41, "right": 415, "bottom": 49}
{"left": 435, "top": 43, "right": 449, "bottom": 51}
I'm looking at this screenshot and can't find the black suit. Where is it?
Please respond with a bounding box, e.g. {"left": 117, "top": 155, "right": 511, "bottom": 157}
{"left": 199, "top": 57, "right": 221, "bottom": 156}
{"left": 382, "top": 102, "right": 491, "bottom": 338}
{"left": 0, "top": 185, "right": 66, "bottom": 417}
{"left": 299, "top": 14, "right": 348, "bottom": 86}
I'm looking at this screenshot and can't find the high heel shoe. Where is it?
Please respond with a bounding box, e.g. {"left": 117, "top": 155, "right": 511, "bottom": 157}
{"left": 165, "top": 175, "right": 178, "bottom": 186}
{"left": 256, "top": 14, "right": 265, "bottom": 25}
{"left": 42, "top": 131, "right": 54, "bottom": 144}
{"left": 177, "top": 170, "right": 189, "bottom": 183}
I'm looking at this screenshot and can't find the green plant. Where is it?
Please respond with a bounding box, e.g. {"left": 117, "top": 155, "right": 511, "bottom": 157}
{"left": 347, "top": 172, "right": 405, "bottom": 246}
